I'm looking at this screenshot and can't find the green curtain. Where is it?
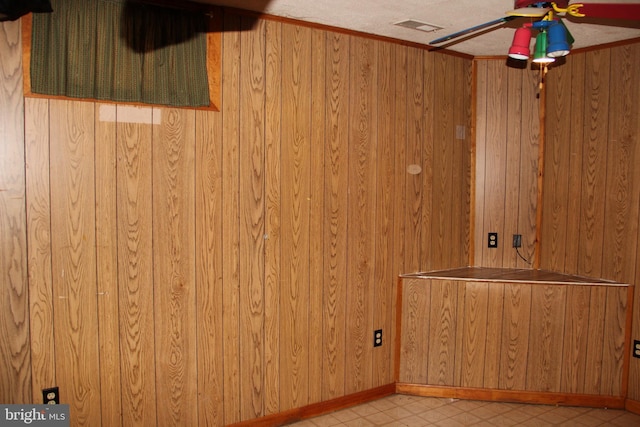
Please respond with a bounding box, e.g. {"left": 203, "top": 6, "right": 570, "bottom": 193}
{"left": 31, "top": 0, "right": 210, "bottom": 107}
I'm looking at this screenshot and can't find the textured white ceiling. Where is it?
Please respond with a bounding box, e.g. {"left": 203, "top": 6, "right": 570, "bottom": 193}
{"left": 194, "top": 0, "right": 640, "bottom": 56}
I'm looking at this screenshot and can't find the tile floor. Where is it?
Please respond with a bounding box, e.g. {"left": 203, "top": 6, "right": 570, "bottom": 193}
{"left": 286, "top": 394, "right": 640, "bottom": 426}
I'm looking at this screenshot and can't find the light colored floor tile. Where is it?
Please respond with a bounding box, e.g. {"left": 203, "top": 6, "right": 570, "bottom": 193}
{"left": 287, "top": 395, "right": 640, "bottom": 427}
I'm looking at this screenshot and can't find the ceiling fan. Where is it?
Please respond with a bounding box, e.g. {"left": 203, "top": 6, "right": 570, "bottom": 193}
{"left": 429, "top": 1, "right": 640, "bottom": 63}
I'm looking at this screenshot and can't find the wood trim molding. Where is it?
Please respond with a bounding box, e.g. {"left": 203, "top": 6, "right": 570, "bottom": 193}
{"left": 227, "top": 384, "right": 396, "bottom": 427}
{"left": 395, "top": 383, "right": 626, "bottom": 409}
{"left": 626, "top": 399, "right": 640, "bottom": 416}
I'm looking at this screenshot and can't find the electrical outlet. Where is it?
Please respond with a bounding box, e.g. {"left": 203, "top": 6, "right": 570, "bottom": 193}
{"left": 513, "top": 234, "right": 522, "bottom": 248}
{"left": 374, "top": 329, "right": 383, "bottom": 347}
{"left": 43, "top": 386, "right": 59, "bottom": 404}
{"left": 634, "top": 340, "right": 640, "bottom": 359}
{"left": 488, "top": 232, "right": 498, "bottom": 248}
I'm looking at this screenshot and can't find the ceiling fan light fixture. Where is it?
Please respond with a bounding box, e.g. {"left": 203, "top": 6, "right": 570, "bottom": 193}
{"left": 508, "top": 26, "right": 532, "bottom": 60}
{"left": 546, "top": 21, "right": 571, "bottom": 57}
{"left": 533, "top": 31, "right": 555, "bottom": 64}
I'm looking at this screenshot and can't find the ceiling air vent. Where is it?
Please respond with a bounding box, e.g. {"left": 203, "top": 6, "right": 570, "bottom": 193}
{"left": 394, "top": 19, "right": 443, "bottom": 33}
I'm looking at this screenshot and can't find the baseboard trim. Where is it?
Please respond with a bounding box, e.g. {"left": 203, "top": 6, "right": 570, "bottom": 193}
{"left": 228, "top": 383, "right": 396, "bottom": 427}
{"left": 396, "top": 383, "right": 625, "bottom": 409}
{"left": 627, "top": 399, "right": 640, "bottom": 415}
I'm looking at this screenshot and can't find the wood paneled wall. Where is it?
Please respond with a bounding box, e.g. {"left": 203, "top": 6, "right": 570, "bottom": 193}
{"left": 0, "top": 12, "right": 472, "bottom": 426}
{"left": 0, "top": 19, "right": 30, "bottom": 405}
{"left": 541, "top": 43, "right": 640, "bottom": 401}
{"left": 398, "top": 277, "right": 631, "bottom": 397}
{"left": 474, "top": 61, "right": 541, "bottom": 268}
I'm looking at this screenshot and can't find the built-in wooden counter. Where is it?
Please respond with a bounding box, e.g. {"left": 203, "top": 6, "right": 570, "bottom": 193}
{"left": 395, "top": 268, "right": 634, "bottom": 408}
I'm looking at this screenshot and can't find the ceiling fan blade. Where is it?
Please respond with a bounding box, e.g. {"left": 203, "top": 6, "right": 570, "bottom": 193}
{"left": 429, "top": 16, "right": 516, "bottom": 45}
{"left": 506, "top": 7, "right": 551, "bottom": 18}
{"left": 573, "top": 3, "right": 640, "bottom": 21}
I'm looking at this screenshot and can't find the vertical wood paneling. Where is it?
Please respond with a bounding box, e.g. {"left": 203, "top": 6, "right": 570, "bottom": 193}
{"left": 373, "top": 40, "right": 395, "bottom": 387}
{"left": 308, "top": 27, "right": 326, "bottom": 405}
{"left": 503, "top": 67, "right": 522, "bottom": 267}
{"left": 399, "top": 279, "right": 430, "bottom": 383}
{"left": 432, "top": 55, "right": 454, "bottom": 268}
{"left": 584, "top": 287, "right": 606, "bottom": 394}
{"left": 561, "top": 286, "right": 590, "bottom": 393}
{"left": 264, "top": 18, "right": 282, "bottom": 415}
{"left": 400, "top": 277, "right": 629, "bottom": 397}
{"left": 541, "top": 62, "right": 572, "bottom": 272}
{"left": 94, "top": 103, "right": 122, "bottom": 427}
{"left": 280, "top": 22, "right": 312, "bottom": 411}
{"left": 427, "top": 280, "right": 458, "bottom": 385}
{"left": 25, "top": 98, "right": 55, "bottom": 403}
{"left": 152, "top": 108, "right": 197, "bottom": 426}
{"left": 563, "top": 54, "right": 586, "bottom": 273}
{"left": 578, "top": 50, "right": 610, "bottom": 278}
{"left": 0, "top": 19, "right": 31, "bottom": 404}
{"left": 11, "top": 12, "right": 475, "bottom": 425}
{"left": 602, "top": 45, "right": 640, "bottom": 282}
{"left": 460, "top": 282, "right": 489, "bottom": 388}
{"left": 601, "top": 287, "right": 627, "bottom": 396}
{"left": 323, "top": 31, "right": 349, "bottom": 401}
{"left": 346, "top": 35, "right": 377, "bottom": 394}
{"left": 542, "top": 43, "right": 640, "bottom": 400}
{"left": 499, "top": 283, "right": 530, "bottom": 390}
{"left": 474, "top": 61, "right": 539, "bottom": 268}
{"left": 49, "top": 100, "right": 101, "bottom": 426}
{"left": 195, "top": 108, "right": 224, "bottom": 426}
{"left": 239, "top": 17, "right": 266, "bottom": 420}
{"left": 482, "top": 62, "right": 507, "bottom": 268}
{"left": 404, "top": 47, "right": 424, "bottom": 273}
{"left": 474, "top": 62, "right": 488, "bottom": 267}
{"left": 221, "top": 11, "right": 242, "bottom": 425}
{"left": 421, "top": 53, "right": 434, "bottom": 272}
{"left": 526, "top": 284, "right": 566, "bottom": 392}
{"left": 116, "top": 107, "right": 156, "bottom": 427}
{"left": 517, "top": 68, "right": 539, "bottom": 269}
{"left": 483, "top": 283, "right": 504, "bottom": 389}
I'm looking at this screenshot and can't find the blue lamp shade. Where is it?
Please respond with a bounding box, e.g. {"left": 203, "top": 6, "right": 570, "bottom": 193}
{"left": 533, "top": 31, "right": 555, "bottom": 64}
{"left": 508, "top": 27, "right": 532, "bottom": 60}
{"left": 546, "top": 22, "right": 571, "bottom": 57}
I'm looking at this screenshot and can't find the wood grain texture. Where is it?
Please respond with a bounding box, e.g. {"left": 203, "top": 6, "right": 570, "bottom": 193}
{"left": 49, "top": 100, "right": 101, "bottom": 426}
{"left": 526, "top": 284, "right": 566, "bottom": 392}
{"left": 346, "top": 35, "right": 377, "bottom": 394}
{"left": 474, "top": 61, "right": 540, "bottom": 268}
{"left": 372, "top": 40, "right": 395, "bottom": 388}
{"left": 308, "top": 27, "right": 326, "bottom": 405}
{"left": 398, "top": 279, "right": 430, "bottom": 384}
{"left": 94, "top": 103, "right": 122, "bottom": 427}
{"left": 12, "top": 11, "right": 476, "bottom": 425}
{"left": 399, "top": 276, "right": 630, "bottom": 398}
{"left": 460, "top": 281, "right": 489, "bottom": 388}
{"left": 239, "top": 16, "right": 266, "bottom": 420}
{"left": 221, "top": 11, "right": 242, "bottom": 425}
{"left": 280, "top": 22, "right": 312, "bottom": 411}
{"left": 427, "top": 280, "right": 458, "bottom": 385}
{"left": 541, "top": 43, "right": 640, "bottom": 400}
{"left": 322, "top": 31, "right": 349, "bottom": 401}
{"left": 404, "top": 47, "right": 424, "bottom": 273}
{"left": 152, "top": 108, "right": 198, "bottom": 426}
{"left": 116, "top": 107, "right": 157, "bottom": 426}
{"left": 24, "top": 98, "right": 55, "bottom": 403}
{"left": 195, "top": 108, "right": 225, "bottom": 426}
{"left": 0, "top": 19, "right": 31, "bottom": 404}
{"left": 264, "top": 18, "right": 282, "bottom": 416}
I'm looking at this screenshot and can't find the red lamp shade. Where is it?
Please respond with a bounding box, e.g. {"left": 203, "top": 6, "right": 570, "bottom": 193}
{"left": 508, "top": 27, "right": 532, "bottom": 60}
